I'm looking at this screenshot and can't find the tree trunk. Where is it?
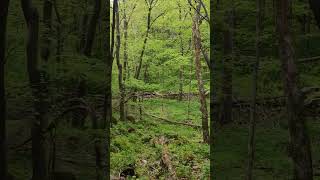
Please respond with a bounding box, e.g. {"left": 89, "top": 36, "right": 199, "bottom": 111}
{"left": 192, "top": 2, "right": 209, "bottom": 144}
{"left": 83, "top": 0, "right": 102, "bottom": 56}
{"left": 21, "top": 0, "right": 49, "bottom": 179}
{"left": 277, "top": 0, "right": 313, "bottom": 179}
{"left": 115, "top": 0, "right": 125, "bottom": 121}
{"left": 220, "top": 10, "right": 234, "bottom": 125}
{"left": 179, "top": 66, "right": 183, "bottom": 101}
{"left": 134, "top": 6, "right": 151, "bottom": 79}
{"left": 79, "top": 13, "right": 88, "bottom": 53}
{"left": 123, "top": 15, "right": 129, "bottom": 82}
{"left": 209, "top": 0, "right": 216, "bottom": 177}
{"left": 0, "top": 0, "right": 9, "bottom": 179}
{"left": 41, "top": 0, "right": 52, "bottom": 62}
{"left": 103, "top": 0, "right": 111, "bottom": 178}
{"left": 53, "top": 0, "right": 62, "bottom": 63}
{"left": 247, "top": 0, "right": 264, "bottom": 179}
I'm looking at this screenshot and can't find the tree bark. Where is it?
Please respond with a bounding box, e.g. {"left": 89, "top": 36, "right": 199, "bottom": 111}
{"left": 103, "top": 1, "right": 111, "bottom": 178}
{"left": 192, "top": 2, "right": 209, "bottom": 144}
{"left": 209, "top": 0, "right": 215, "bottom": 177}
{"left": 21, "top": 0, "right": 49, "bottom": 179}
{"left": 277, "top": 0, "right": 313, "bottom": 179}
{"left": 220, "top": 10, "right": 234, "bottom": 125}
{"left": 0, "top": 0, "right": 9, "bottom": 179}
{"left": 134, "top": 5, "right": 152, "bottom": 79}
{"left": 41, "top": 0, "right": 52, "bottom": 62}
{"left": 53, "top": 0, "right": 63, "bottom": 62}
{"left": 247, "top": 0, "right": 264, "bottom": 179}
{"left": 83, "top": 0, "right": 102, "bottom": 56}
{"left": 115, "top": 0, "right": 125, "bottom": 121}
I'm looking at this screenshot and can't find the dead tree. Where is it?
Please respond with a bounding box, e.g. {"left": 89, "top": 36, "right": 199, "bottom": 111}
{"left": 21, "top": 0, "right": 50, "bottom": 179}
{"left": 0, "top": 0, "right": 9, "bottom": 179}
{"left": 277, "top": 0, "right": 313, "bottom": 179}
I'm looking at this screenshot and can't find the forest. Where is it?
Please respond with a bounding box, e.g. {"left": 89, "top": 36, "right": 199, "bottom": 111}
{"left": 0, "top": 0, "right": 319, "bottom": 179}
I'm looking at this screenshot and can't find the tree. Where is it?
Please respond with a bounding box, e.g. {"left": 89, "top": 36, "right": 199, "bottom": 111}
{"left": 247, "top": 0, "right": 265, "bottom": 179}
{"left": 122, "top": 1, "right": 136, "bottom": 82}
{"left": 115, "top": 0, "right": 125, "bottom": 121}
{"left": 21, "top": 0, "right": 49, "bottom": 179}
{"left": 134, "top": 0, "right": 164, "bottom": 79}
{"left": 277, "top": 0, "right": 313, "bottom": 179}
{"left": 309, "top": 0, "right": 320, "bottom": 28}
{"left": 83, "top": 0, "right": 102, "bottom": 56}
{"left": 209, "top": 0, "right": 216, "bottom": 177}
{"left": 104, "top": 0, "right": 111, "bottom": 178}
{"left": 220, "top": 9, "right": 234, "bottom": 125}
{"left": 0, "top": 0, "right": 9, "bottom": 179}
{"left": 41, "top": 0, "right": 53, "bottom": 62}
{"left": 192, "top": 1, "right": 209, "bottom": 144}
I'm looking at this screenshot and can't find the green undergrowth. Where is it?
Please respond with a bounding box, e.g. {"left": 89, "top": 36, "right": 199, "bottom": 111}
{"left": 111, "top": 98, "right": 210, "bottom": 179}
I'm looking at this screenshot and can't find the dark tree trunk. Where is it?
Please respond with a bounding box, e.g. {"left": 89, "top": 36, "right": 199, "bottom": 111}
{"left": 309, "top": 0, "right": 320, "bottom": 28}
{"left": 210, "top": 0, "right": 216, "bottom": 177}
{"left": 83, "top": 0, "right": 102, "bottom": 56}
{"left": 79, "top": 13, "right": 88, "bottom": 53}
{"left": 0, "top": 0, "right": 9, "bottom": 179}
{"left": 192, "top": 2, "right": 209, "bottom": 144}
{"left": 103, "top": 0, "right": 111, "bottom": 179}
{"left": 41, "top": 0, "right": 52, "bottom": 62}
{"left": 220, "top": 10, "right": 234, "bottom": 125}
{"left": 53, "top": 0, "right": 62, "bottom": 62}
{"left": 95, "top": 140, "right": 102, "bottom": 180}
{"left": 277, "top": 0, "right": 313, "bottom": 179}
{"left": 21, "top": 0, "right": 49, "bottom": 179}
{"left": 247, "top": 0, "right": 265, "bottom": 179}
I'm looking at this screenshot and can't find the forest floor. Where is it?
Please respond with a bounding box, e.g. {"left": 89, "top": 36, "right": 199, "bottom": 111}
{"left": 214, "top": 119, "right": 320, "bottom": 179}
{"left": 111, "top": 98, "right": 210, "bottom": 179}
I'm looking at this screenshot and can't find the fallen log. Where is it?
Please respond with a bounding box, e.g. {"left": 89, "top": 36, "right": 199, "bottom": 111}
{"left": 143, "top": 112, "right": 202, "bottom": 129}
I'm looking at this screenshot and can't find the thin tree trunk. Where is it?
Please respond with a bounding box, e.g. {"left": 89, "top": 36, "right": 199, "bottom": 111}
{"left": 209, "top": 0, "right": 215, "bottom": 177}
{"left": 123, "top": 13, "right": 129, "bottom": 82}
{"left": 83, "top": 0, "right": 102, "bottom": 56}
{"left": 277, "top": 0, "right": 313, "bottom": 179}
{"left": 179, "top": 66, "right": 183, "bottom": 101}
{"left": 0, "top": 0, "right": 9, "bottom": 179}
{"left": 21, "top": 0, "right": 49, "bottom": 179}
{"left": 103, "top": 1, "right": 111, "bottom": 178}
{"left": 115, "top": 0, "right": 125, "bottom": 121}
{"left": 135, "top": 0, "right": 163, "bottom": 79}
{"left": 247, "top": 0, "right": 264, "bottom": 179}
{"left": 134, "top": 6, "right": 151, "bottom": 79}
{"left": 192, "top": 2, "right": 209, "bottom": 144}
